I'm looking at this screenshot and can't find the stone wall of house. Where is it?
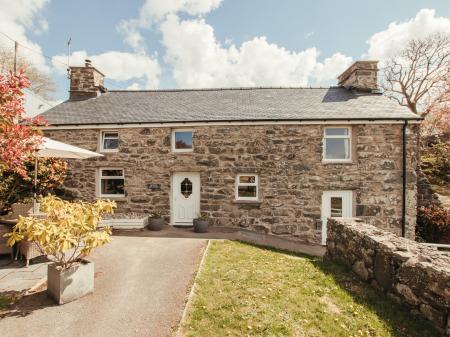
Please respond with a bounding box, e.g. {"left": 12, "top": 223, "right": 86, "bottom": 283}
{"left": 325, "top": 218, "right": 450, "bottom": 335}
{"left": 45, "top": 123, "right": 418, "bottom": 243}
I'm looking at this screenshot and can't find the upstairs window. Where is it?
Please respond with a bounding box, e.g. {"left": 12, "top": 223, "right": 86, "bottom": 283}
{"left": 235, "top": 174, "right": 259, "bottom": 201}
{"left": 172, "top": 130, "right": 193, "bottom": 152}
{"left": 100, "top": 131, "right": 119, "bottom": 152}
{"left": 323, "top": 127, "right": 351, "bottom": 162}
{"left": 99, "top": 168, "right": 125, "bottom": 198}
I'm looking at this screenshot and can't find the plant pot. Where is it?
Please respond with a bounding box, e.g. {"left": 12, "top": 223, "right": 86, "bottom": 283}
{"left": 194, "top": 219, "right": 209, "bottom": 233}
{"left": 47, "top": 260, "right": 94, "bottom": 305}
{"left": 147, "top": 217, "right": 164, "bottom": 231}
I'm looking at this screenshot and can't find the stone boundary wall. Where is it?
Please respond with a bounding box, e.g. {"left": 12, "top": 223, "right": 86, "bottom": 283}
{"left": 325, "top": 218, "right": 450, "bottom": 335}
{"left": 417, "top": 168, "right": 442, "bottom": 209}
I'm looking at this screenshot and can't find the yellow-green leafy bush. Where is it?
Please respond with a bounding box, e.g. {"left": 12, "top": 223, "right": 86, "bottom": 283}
{"left": 5, "top": 195, "right": 116, "bottom": 269}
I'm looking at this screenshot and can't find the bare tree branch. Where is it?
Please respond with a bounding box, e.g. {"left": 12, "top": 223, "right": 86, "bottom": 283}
{"left": 0, "top": 48, "right": 56, "bottom": 99}
{"left": 381, "top": 33, "right": 450, "bottom": 116}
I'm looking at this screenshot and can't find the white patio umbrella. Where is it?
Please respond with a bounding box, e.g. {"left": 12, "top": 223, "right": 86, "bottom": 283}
{"left": 32, "top": 137, "right": 103, "bottom": 213}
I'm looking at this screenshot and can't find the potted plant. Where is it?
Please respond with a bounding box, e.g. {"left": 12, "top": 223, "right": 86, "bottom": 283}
{"left": 194, "top": 212, "right": 209, "bottom": 233}
{"left": 147, "top": 210, "right": 165, "bottom": 231}
{"left": 4, "top": 195, "right": 115, "bottom": 304}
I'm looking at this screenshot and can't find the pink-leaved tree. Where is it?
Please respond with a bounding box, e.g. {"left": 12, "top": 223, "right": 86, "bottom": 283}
{"left": 0, "top": 70, "right": 46, "bottom": 177}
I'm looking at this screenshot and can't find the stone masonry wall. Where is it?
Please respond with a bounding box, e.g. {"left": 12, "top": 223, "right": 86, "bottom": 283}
{"left": 45, "top": 123, "right": 418, "bottom": 243}
{"left": 325, "top": 218, "right": 450, "bottom": 335}
{"left": 417, "top": 168, "right": 442, "bottom": 208}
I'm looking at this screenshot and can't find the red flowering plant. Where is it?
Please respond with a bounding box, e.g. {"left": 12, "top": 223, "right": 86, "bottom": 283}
{"left": 416, "top": 205, "right": 450, "bottom": 243}
{"left": 0, "top": 70, "right": 59, "bottom": 213}
{"left": 0, "top": 70, "right": 47, "bottom": 177}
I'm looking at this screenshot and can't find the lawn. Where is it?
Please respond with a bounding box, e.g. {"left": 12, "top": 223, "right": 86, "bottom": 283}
{"left": 182, "top": 240, "right": 438, "bottom": 337}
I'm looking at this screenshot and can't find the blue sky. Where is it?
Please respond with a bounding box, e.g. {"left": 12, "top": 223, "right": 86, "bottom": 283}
{"left": 0, "top": 0, "right": 449, "bottom": 103}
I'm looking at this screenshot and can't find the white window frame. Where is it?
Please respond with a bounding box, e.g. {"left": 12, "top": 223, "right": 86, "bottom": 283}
{"left": 235, "top": 174, "right": 259, "bottom": 201}
{"left": 99, "top": 130, "right": 119, "bottom": 153}
{"left": 172, "top": 129, "right": 194, "bottom": 153}
{"left": 98, "top": 168, "right": 125, "bottom": 198}
{"left": 322, "top": 126, "right": 352, "bottom": 163}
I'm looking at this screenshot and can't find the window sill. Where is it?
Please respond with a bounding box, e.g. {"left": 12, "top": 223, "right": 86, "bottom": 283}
{"left": 97, "top": 196, "right": 127, "bottom": 201}
{"left": 232, "top": 200, "right": 262, "bottom": 205}
{"left": 172, "top": 150, "right": 194, "bottom": 154}
{"left": 99, "top": 150, "right": 119, "bottom": 154}
{"left": 322, "top": 160, "right": 354, "bottom": 165}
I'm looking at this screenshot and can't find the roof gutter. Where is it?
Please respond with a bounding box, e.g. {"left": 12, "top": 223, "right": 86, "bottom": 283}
{"left": 41, "top": 117, "right": 422, "bottom": 130}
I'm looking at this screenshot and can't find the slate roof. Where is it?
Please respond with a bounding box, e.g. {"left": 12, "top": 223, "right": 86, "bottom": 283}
{"left": 41, "top": 87, "right": 420, "bottom": 126}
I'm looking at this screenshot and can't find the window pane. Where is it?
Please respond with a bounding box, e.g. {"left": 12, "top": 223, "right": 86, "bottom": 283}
{"left": 325, "top": 138, "right": 349, "bottom": 159}
{"left": 181, "top": 177, "right": 193, "bottom": 198}
{"left": 103, "top": 138, "right": 118, "bottom": 149}
{"left": 101, "top": 169, "right": 123, "bottom": 177}
{"left": 330, "top": 197, "right": 343, "bottom": 217}
{"left": 104, "top": 132, "right": 118, "bottom": 138}
{"left": 101, "top": 178, "right": 124, "bottom": 195}
{"left": 175, "top": 131, "right": 193, "bottom": 149}
{"left": 325, "top": 128, "right": 349, "bottom": 136}
{"left": 239, "top": 175, "right": 256, "bottom": 184}
{"left": 238, "top": 186, "right": 257, "bottom": 198}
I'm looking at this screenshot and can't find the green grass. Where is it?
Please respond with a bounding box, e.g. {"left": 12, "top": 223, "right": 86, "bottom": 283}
{"left": 182, "top": 240, "right": 439, "bottom": 337}
{"left": 0, "top": 293, "right": 20, "bottom": 311}
{"left": 0, "top": 295, "right": 11, "bottom": 309}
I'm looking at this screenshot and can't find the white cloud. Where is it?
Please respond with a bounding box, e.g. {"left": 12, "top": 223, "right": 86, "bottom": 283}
{"left": 117, "top": 20, "right": 145, "bottom": 51}
{"left": 118, "top": 0, "right": 223, "bottom": 50}
{"left": 313, "top": 53, "right": 353, "bottom": 84}
{"left": 366, "top": 9, "right": 450, "bottom": 62}
{"left": 126, "top": 82, "right": 141, "bottom": 90}
{"left": 35, "top": 18, "right": 49, "bottom": 35}
{"left": 52, "top": 51, "right": 161, "bottom": 88}
{"left": 160, "top": 15, "right": 352, "bottom": 88}
{"left": 138, "top": 0, "right": 223, "bottom": 21}
{"left": 0, "top": 0, "right": 50, "bottom": 72}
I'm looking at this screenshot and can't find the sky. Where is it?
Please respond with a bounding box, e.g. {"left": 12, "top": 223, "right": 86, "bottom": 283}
{"left": 0, "top": 0, "right": 449, "bottom": 105}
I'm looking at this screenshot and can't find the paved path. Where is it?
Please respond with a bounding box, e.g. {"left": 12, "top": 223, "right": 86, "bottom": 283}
{"left": 0, "top": 257, "right": 49, "bottom": 292}
{"left": 0, "top": 236, "right": 206, "bottom": 337}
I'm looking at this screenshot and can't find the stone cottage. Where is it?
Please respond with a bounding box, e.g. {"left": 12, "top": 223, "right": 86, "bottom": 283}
{"left": 41, "top": 60, "right": 421, "bottom": 244}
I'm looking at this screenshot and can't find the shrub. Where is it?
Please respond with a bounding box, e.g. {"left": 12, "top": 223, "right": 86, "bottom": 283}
{"left": 416, "top": 205, "right": 450, "bottom": 243}
{"left": 421, "top": 140, "right": 450, "bottom": 186}
{"left": 5, "top": 195, "right": 116, "bottom": 269}
{"left": 0, "top": 158, "right": 67, "bottom": 214}
{"left": 148, "top": 209, "right": 163, "bottom": 218}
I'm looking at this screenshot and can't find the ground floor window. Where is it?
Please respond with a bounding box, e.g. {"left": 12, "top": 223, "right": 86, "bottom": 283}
{"left": 99, "top": 168, "right": 125, "bottom": 198}
{"left": 235, "top": 174, "right": 258, "bottom": 200}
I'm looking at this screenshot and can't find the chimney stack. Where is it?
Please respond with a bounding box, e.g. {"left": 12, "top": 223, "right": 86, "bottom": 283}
{"left": 337, "top": 61, "right": 379, "bottom": 91}
{"left": 69, "top": 59, "right": 106, "bottom": 100}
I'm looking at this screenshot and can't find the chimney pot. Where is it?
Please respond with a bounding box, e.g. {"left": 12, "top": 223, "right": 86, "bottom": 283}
{"left": 85, "top": 59, "right": 92, "bottom": 67}
{"left": 337, "top": 61, "right": 379, "bottom": 91}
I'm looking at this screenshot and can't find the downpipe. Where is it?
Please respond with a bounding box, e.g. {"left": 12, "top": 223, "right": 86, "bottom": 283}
{"left": 401, "top": 120, "right": 408, "bottom": 238}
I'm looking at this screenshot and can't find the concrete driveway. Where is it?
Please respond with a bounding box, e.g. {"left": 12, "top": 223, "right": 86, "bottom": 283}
{"left": 0, "top": 236, "right": 207, "bottom": 337}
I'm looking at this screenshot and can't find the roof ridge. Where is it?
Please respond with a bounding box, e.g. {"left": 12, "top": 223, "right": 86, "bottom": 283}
{"left": 107, "top": 86, "right": 338, "bottom": 93}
